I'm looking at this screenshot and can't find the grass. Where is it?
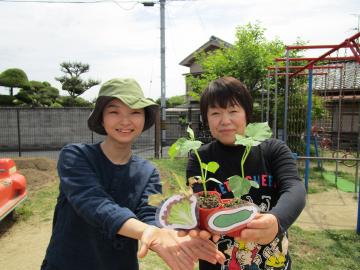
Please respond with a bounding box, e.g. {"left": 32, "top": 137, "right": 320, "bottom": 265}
{"left": 6, "top": 157, "right": 360, "bottom": 270}
{"left": 16, "top": 183, "right": 58, "bottom": 222}
{"left": 290, "top": 226, "right": 360, "bottom": 270}
{"left": 297, "top": 157, "right": 359, "bottom": 193}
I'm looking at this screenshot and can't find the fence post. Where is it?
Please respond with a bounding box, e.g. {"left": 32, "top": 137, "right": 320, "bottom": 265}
{"left": 304, "top": 68, "right": 313, "bottom": 192}
{"left": 357, "top": 103, "right": 360, "bottom": 234}
{"left": 155, "top": 107, "right": 160, "bottom": 159}
{"left": 16, "top": 108, "right": 22, "bottom": 157}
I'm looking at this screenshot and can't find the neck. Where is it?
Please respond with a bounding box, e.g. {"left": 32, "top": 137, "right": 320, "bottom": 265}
{"left": 100, "top": 138, "right": 132, "bottom": 165}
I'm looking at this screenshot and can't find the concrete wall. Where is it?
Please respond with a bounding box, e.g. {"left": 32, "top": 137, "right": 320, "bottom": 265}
{"left": 0, "top": 107, "right": 204, "bottom": 152}
{"left": 0, "top": 108, "right": 155, "bottom": 151}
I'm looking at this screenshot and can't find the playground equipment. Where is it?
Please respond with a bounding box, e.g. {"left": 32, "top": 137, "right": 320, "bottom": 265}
{"left": 0, "top": 158, "right": 27, "bottom": 221}
{"left": 264, "top": 32, "right": 360, "bottom": 234}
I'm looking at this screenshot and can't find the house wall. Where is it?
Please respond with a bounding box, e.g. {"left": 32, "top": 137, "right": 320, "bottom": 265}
{"left": 189, "top": 63, "right": 203, "bottom": 74}
{"left": 332, "top": 104, "right": 359, "bottom": 133}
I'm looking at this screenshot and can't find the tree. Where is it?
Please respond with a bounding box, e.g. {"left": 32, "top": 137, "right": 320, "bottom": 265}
{"left": 156, "top": 95, "right": 187, "bottom": 108}
{"left": 186, "top": 22, "right": 285, "bottom": 98}
{"left": 55, "top": 62, "right": 100, "bottom": 104}
{"left": 58, "top": 96, "right": 93, "bottom": 107}
{"left": 0, "top": 68, "right": 30, "bottom": 96}
{"left": 15, "top": 80, "right": 60, "bottom": 107}
{"left": 184, "top": 22, "right": 325, "bottom": 154}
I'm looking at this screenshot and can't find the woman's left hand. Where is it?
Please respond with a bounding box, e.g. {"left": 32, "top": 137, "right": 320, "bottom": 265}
{"left": 177, "top": 229, "right": 221, "bottom": 243}
{"left": 236, "top": 213, "right": 279, "bottom": 245}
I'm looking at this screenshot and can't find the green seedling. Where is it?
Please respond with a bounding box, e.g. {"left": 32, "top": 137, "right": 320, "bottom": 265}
{"left": 168, "top": 126, "right": 221, "bottom": 196}
{"left": 228, "top": 122, "right": 272, "bottom": 197}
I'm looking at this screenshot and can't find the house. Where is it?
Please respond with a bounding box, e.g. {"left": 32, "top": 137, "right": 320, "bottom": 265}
{"left": 179, "top": 35, "right": 232, "bottom": 104}
{"left": 168, "top": 36, "right": 232, "bottom": 142}
{"left": 313, "top": 61, "right": 360, "bottom": 150}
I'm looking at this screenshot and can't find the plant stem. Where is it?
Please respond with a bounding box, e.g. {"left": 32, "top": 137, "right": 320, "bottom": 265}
{"left": 194, "top": 150, "right": 207, "bottom": 196}
{"left": 241, "top": 146, "right": 251, "bottom": 178}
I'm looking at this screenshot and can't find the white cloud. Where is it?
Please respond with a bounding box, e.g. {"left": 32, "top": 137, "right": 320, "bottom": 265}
{"left": 0, "top": 0, "right": 359, "bottom": 101}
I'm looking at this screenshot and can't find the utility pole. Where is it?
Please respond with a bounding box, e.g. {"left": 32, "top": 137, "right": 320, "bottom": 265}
{"left": 160, "top": 0, "right": 166, "bottom": 156}
{"left": 143, "top": 0, "right": 166, "bottom": 157}
{"left": 351, "top": 13, "right": 360, "bottom": 32}
{"left": 143, "top": 0, "right": 188, "bottom": 157}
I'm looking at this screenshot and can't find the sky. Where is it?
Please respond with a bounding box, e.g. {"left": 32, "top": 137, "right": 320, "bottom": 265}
{"left": 0, "top": 0, "right": 359, "bottom": 102}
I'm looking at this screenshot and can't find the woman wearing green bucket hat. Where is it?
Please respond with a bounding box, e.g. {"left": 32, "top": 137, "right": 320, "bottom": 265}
{"left": 41, "top": 78, "right": 225, "bottom": 270}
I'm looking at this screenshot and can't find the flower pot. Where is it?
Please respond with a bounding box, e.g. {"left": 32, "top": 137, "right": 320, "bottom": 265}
{"left": 195, "top": 191, "right": 222, "bottom": 231}
{"left": 206, "top": 201, "right": 258, "bottom": 237}
{"left": 196, "top": 193, "right": 258, "bottom": 237}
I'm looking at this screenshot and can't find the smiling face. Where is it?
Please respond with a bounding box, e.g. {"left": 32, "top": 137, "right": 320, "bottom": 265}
{"left": 102, "top": 98, "right": 145, "bottom": 146}
{"left": 200, "top": 77, "right": 253, "bottom": 145}
{"left": 207, "top": 102, "right": 247, "bottom": 145}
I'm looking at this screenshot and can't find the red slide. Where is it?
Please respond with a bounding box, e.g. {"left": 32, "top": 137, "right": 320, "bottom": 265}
{"left": 0, "top": 159, "right": 27, "bottom": 221}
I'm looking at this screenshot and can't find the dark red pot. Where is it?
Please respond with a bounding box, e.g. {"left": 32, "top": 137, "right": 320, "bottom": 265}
{"left": 196, "top": 193, "right": 258, "bottom": 237}
{"left": 195, "top": 191, "right": 222, "bottom": 231}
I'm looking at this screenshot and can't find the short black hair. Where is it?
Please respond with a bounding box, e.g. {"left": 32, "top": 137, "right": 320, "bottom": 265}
{"left": 200, "top": 76, "right": 253, "bottom": 124}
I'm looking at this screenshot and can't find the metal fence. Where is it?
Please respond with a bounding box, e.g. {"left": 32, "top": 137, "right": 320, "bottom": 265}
{"left": 0, "top": 106, "right": 206, "bottom": 160}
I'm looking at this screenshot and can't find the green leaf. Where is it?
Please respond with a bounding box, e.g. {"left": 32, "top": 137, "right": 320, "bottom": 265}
{"left": 187, "top": 126, "right": 195, "bottom": 140}
{"left": 168, "top": 137, "right": 203, "bottom": 159}
{"left": 234, "top": 135, "right": 260, "bottom": 147}
{"left": 181, "top": 140, "right": 203, "bottom": 155}
{"left": 249, "top": 180, "right": 259, "bottom": 189}
{"left": 201, "top": 161, "right": 220, "bottom": 173}
{"left": 228, "top": 175, "right": 258, "bottom": 197}
{"left": 172, "top": 173, "right": 193, "bottom": 196}
{"left": 168, "top": 138, "right": 187, "bottom": 159}
{"left": 245, "top": 122, "right": 272, "bottom": 142}
{"left": 234, "top": 122, "right": 272, "bottom": 147}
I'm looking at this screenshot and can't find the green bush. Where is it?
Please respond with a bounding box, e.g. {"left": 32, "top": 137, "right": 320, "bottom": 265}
{"left": 0, "top": 94, "right": 16, "bottom": 106}
{"left": 0, "top": 68, "right": 29, "bottom": 89}
{"left": 58, "top": 96, "right": 93, "bottom": 107}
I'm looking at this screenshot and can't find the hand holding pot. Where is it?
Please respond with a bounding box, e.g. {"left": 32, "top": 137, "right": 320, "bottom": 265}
{"left": 235, "top": 213, "right": 279, "bottom": 245}
{"left": 138, "top": 226, "right": 225, "bottom": 269}
{"left": 178, "top": 228, "right": 221, "bottom": 243}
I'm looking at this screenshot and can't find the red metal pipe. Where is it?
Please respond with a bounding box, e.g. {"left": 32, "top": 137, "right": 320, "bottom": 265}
{"left": 267, "top": 65, "right": 343, "bottom": 70}
{"left": 275, "top": 56, "right": 357, "bottom": 62}
{"left": 290, "top": 32, "right": 360, "bottom": 77}
{"left": 286, "top": 44, "right": 353, "bottom": 50}
{"left": 347, "top": 40, "right": 360, "bottom": 62}
{"left": 350, "top": 39, "right": 360, "bottom": 55}
{"left": 267, "top": 72, "right": 328, "bottom": 77}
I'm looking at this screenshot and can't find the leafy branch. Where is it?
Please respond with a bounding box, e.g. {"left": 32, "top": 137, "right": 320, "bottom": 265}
{"left": 168, "top": 126, "right": 220, "bottom": 196}
{"left": 228, "top": 122, "right": 272, "bottom": 197}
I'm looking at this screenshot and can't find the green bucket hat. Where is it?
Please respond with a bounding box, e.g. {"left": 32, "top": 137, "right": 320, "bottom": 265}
{"left": 88, "top": 78, "right": 158, "bottom": 135}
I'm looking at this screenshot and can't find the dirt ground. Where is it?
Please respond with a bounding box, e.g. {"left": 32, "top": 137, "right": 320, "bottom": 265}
{"left": 0, "top": 157, "right": 358, "bottom": 270}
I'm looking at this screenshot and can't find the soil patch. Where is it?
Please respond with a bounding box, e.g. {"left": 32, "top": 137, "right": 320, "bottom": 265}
{"left": 1, "top": 157, "right": 57, "bottom": 270}
{"left": 13, "top": 157, "right": 58, "bottom": 192}
{"left": 295, "top": 189, "right": 358, "bottom": 230}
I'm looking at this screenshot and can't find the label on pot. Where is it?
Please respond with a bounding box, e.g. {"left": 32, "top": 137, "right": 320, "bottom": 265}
{"left": 206, "top": 205, "right": 258, "bottom": 234}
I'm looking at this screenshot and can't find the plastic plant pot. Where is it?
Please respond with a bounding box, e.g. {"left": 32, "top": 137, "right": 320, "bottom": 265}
{"left": 195, "top": 191, "right": 222, "bottom": 231}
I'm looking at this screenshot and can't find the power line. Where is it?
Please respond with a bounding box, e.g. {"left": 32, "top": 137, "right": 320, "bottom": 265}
{"left": 0, "top": 0, "right": 141, "bottom": 10}
{"left": 0, "top": 0, "right": 138, "bottom": 3}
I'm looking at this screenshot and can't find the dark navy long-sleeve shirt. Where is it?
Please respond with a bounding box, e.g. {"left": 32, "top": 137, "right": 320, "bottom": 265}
{"left": 43, "top": 143, "right": 161, "bottom": 270}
